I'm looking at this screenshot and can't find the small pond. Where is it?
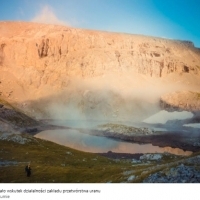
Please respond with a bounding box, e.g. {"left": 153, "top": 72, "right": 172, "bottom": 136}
{"left": 35, "top": 129, "right": 192, "bottom": 156}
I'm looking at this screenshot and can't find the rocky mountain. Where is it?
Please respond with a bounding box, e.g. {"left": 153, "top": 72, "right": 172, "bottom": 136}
{"left": 0, "top": 101, "right": 39, "bottom": 133}
{"left": 160, "top": 91, "right": 200, "bottom": 113}
{"left": 0, "top": 21, "right": 200, "bottom": 121}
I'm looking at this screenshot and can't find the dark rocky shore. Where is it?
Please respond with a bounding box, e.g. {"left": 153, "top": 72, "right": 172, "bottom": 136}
{"left": 97, "top": 151, "right": 143, "bottom": 160}
{"left": 89, "top": 123, "right": 200, "bottom": 153}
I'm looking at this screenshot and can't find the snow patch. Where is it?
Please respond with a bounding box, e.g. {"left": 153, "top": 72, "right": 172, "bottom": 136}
{"left": 143, "top": 110, "right": 193, "bottom": 124}
{"left": 183, "top": 123, "right": 200, "bottom": 128}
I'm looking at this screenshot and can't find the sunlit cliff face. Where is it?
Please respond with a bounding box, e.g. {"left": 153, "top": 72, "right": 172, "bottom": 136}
{"left": 0, "top": 22, "right": 200, "bottom": 122}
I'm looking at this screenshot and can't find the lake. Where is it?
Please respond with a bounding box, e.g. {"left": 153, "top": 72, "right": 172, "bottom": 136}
{"left": 35, "top": 129, "right": 192, "bottom": 156}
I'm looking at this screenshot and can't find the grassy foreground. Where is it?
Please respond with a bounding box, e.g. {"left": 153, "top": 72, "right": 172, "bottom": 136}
{"left": 0, "top": 133, "right": 199, "bottom": 183}
{"left": 0, "top": 134, "right": 136, "bottom": 183}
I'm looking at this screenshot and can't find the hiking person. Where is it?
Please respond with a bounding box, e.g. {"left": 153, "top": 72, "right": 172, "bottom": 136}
{"left": 25, "top": 163, "right": 31, "bottom": 177}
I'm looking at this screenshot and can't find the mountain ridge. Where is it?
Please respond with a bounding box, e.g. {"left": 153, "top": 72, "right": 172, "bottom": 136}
{"left": 0, "top": 21, "right": 200, "bottom": 120}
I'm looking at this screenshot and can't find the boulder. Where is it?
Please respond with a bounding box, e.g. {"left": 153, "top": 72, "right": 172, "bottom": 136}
{"left": 140, "top": 153, "right": 163, "bottom": 161}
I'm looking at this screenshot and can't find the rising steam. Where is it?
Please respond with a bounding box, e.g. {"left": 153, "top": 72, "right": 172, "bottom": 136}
{"left": 32, "top": 5, "right": 68, "bottom": 26}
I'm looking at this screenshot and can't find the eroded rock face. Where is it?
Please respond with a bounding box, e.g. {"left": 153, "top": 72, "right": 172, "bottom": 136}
{"left": 0, "top": 21, "right": 200, "bottom": 119}
{"left": 1, "top": 22, "right": 200, "bottom": 91}
{"left": 160, "top": 91, "right": 200, "bottom": 112}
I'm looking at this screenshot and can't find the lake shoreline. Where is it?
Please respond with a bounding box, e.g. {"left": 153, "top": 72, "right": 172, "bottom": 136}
{"left": 26, "top": 119, "right": 199, "bottom": 157}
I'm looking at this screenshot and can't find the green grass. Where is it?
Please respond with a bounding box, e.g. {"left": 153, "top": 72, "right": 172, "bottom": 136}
{"left": 0, "top": 134, "right": 134, "bottom": 183}
{"left": 1, "top": 133, "right": 199, "bottom": 183}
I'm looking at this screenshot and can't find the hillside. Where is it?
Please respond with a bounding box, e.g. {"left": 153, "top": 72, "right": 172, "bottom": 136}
{"left": 0, "top": 21, "right": 200, "bottom": 183}
{"left": 161, "top": 91, "right": 200, "bottom": 113}
{"left": 0, "top": 133, "right": 200, "bottom": 183}
{"left": 0, "top": 21, "right": 200, "bottom": 121}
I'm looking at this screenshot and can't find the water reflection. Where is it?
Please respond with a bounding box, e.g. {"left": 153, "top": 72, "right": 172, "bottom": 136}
{"left": 35, "top": 129, "right": 192, "bottom": 156}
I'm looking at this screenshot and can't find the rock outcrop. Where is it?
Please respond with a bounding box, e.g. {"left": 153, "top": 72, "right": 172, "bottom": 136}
{"left": 0, "top": 102, "right": 39, "bottom": 133}
{"left": 97, "top": 123, "right": 155, "bottom": 135}
{"left": 1, "top": 22, "right": 199, "bottom": 82}
{"left": 143, "top": 164, "right": 200, "bottom": 183}
{"left": 139, "top": 153, "right": 163, "bottom": 161}
{"left": 160, "top": 91, "right": 200, "bottom": 112}
{"left": 0, "top": 21, "right": 200, "bottom": 119}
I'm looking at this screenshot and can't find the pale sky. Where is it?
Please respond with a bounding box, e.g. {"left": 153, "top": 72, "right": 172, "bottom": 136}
{"left": 0, "top": 0, "right": 200, "bottom": 47}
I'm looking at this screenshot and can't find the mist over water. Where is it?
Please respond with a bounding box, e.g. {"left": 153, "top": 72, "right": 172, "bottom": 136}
{"left": 28, "top": 74, "right": 199, "bottom": 156}
{"left": 30, "top": 73, "right": 184, "bottom": 124}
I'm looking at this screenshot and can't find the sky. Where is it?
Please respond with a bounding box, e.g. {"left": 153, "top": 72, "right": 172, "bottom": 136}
{"left": 0, "top": 0, "right": 200, "bottom": 47}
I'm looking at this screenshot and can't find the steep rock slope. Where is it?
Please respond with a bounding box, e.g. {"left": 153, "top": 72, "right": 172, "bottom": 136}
{"left": 0, "top": 101, "right": 39, "bottom": 133}
{"left": 0, "top": 21, "right": 200, "bottom": 120}
{"left": 160, "top": 91, "right": 200, "bottom": 112}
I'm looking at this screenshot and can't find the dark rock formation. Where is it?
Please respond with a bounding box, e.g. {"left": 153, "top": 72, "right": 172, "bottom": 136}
{"left": 0, "top": 106, "right": 39, "bottom": 132}
{"left": 143, "top": 164, "right": 200, "bottom": 183}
